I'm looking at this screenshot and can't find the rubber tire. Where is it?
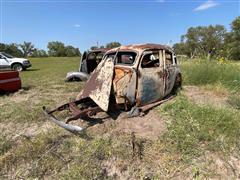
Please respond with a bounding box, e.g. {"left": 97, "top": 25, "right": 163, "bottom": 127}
{"left": 12, "top": 63, "right": 23, "bottom": 72}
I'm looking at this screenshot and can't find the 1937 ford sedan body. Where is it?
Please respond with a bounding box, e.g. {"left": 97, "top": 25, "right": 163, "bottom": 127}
{"left": 44, "top": 44, "right": 182, "bottom": 133}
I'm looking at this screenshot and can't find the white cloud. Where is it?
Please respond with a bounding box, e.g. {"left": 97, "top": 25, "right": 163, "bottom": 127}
{"left": 194, "top": 0, "right": 219, "bottom": 11}
{"left": 74, "top": 24, "right": 80, "bottom": 28}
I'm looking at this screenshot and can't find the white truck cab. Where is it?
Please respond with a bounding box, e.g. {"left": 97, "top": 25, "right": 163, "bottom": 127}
{"left": 0, "top": 52, "right": 31, "bottom": 71}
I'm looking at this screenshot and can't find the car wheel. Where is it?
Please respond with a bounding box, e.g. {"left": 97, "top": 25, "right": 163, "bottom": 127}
{"left": 12, "top": 64, "right": 23, "bottom": 72}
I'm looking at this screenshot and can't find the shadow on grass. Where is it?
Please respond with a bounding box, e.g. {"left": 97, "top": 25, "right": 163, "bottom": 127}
{"left": 0, "top": 85, "right": 34, "bottom": 97}
{"left": 0, "top": 92, "right": 7, "bottom": 97}
{"left": 25, "top": 68, "right": 40, "bottom": 72}
{"left": 22, "top": 85, "right": 35, "bottom": 91}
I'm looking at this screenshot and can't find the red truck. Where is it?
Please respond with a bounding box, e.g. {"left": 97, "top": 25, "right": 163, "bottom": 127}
{"left": 0, "top": 70, "right": 21, "bottom": 93}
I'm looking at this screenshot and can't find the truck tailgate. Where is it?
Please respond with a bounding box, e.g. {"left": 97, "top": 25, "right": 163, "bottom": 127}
{"left": 0, "top": 71, "right": 21, "bottom": 93}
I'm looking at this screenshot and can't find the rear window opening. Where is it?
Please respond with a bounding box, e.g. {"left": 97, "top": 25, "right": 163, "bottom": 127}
{"left": 165, "top": 51, "right": 173, "bottom": 66}
{"left": 141, "top": 51, "right": 160, "bottom": 68}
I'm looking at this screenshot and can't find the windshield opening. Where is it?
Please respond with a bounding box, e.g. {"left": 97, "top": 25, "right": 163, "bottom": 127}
{"left": 105, "top": 51, "right": 136, "bottom": 65}
{"left": 2, "top": 53, "right": 14, "bottom": 58}
{"left": 86, "top": 51, "right": 105, "bottom": 73}
{"left": 87, "top": 52, "right": 104, "bottom": 62}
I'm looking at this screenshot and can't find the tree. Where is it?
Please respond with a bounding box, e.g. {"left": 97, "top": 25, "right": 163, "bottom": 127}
{"left": 65, "top": 45, "right": 81, "bottom": 57}
{"left": 173, "top": 25, "right": 226, "bottom": 59}
{"left": 0, "top": 43, "right": 6, "bottom": 52}
{"left": 47, "top": 41, "right": 66, "bottom": 57}
{"left": 31, "top": 49, "right": 48, "bottom": 57}
{"left": 89, "top": 42, "right": 121, "bottom": 51}
{"left": 226, "top": 16, "right": 240, "bottom": 60}
{"left": 106, "top": 42, "right": 121, "bottom": 49}
{"left": 20, "top": 41, "right": 35, "bottom": 57}
{"left": 1, "top": 43, "right": 24, "bottom": 57}
{"left": 173, "top": 36, "right": 188, "bottom": 56}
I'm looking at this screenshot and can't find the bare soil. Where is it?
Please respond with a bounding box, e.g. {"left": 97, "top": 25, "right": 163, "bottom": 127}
{"left": 183, "top": 85, "right": 228, "bottom": 108}
{"left": 113, "top": 110, "right": 166, "bottom": 140}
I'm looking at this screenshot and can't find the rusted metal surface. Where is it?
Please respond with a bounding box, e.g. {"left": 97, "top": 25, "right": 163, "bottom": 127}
{"left": 44, "top": 43, "right": 181, "bottom": 133}
{"left": 42, "top": 99, "right": 103, "bottom": 133}
{"left": 66, "top": 105, "right": 102, "bottom": 123}
{"left": 113, "top": 66, "right": 137, "bottom": 105}
{"left": 77, "top": 58, "right": 115, "bottom": 111}
{"left": 136, "top": 50, "right": 164, "bottom": 105}
{"left": 107, "top": 43, "right": 172, "bottom": 55}
{"left": 139, "top": 95, "right": 175, "bottom": 112}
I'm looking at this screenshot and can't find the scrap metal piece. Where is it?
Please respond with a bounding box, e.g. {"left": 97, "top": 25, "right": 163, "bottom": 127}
{"left": 127, "top": 106, "right": 140, "bottom": 118}
{"left": 66, "top": 105, "right": 102, "bottom": 123}
{"left": 76, "top": 58, "right": 115, "bottom": 111}
{"left": 43, "top": 106, "right": 84, "bottom": 134}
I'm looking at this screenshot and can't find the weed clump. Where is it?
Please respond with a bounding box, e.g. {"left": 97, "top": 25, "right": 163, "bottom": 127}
{"left": 0, "top": 134, "right": 12, "bottom": 156}
{"left": 227, "top": 93, "right": 240, "bottom": 110}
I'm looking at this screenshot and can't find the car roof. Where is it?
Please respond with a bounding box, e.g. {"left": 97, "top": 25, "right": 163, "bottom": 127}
{"left": 106, "top": 43, "right": 173, "bottom": 54}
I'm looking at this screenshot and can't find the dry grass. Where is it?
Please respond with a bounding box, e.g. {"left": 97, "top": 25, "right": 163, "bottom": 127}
{"left": 0, "top": 57, "right": 240, "bottom": 179}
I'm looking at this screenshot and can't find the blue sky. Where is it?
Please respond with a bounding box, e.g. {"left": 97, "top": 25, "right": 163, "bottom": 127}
{"left": 0, "top": 0, "right": 239, "bottom": 51}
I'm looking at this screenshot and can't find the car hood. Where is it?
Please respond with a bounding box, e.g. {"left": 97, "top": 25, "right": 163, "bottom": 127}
{"left": 9, "top": 58, "right": 28, "bottom": 63}
{"left": 76, "top": 58, "right": 114, "bottom": 111}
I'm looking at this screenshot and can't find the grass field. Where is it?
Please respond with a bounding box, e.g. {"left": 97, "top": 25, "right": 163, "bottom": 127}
{"left": 0, "top": 57, "right": 240, "bottom": 179}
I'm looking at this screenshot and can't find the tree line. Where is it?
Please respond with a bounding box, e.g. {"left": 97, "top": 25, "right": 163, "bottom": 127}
{"left": 0, "top": 41, "right": 81, "bottom": 57}
{"left": 173, "top": 16, "right": 240, "bottom": 60}
{"left": 90, "top": 42, "right": 121, "bottom": 50}
{"left": 0, "top": 41, "right": 122, "bottom": 58}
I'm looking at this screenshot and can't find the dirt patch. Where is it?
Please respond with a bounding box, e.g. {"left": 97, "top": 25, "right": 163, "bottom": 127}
{"left": 78, "top": 108, "right": 167, "bottom": 140}
{"left": 103, "top": 158, "right": 130, "bottom": 179}
{"left": 113, "top": 110, "right": 166, "bottom": 140}
{"left": 183, "top": 86, "right": 228, "bottom": 108}
{"left": 180, "top": 152, "right": 240, "bottom": 179}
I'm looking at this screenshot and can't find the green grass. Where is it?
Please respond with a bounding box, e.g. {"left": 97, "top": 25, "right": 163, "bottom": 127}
{"left": 159, "top": 96, "right": 240, "bottom": 158}
{"left": 22, "top": 57, "right": 80, "bottom": 87}
{"left": 227, "top": 93, "right": 240, "bottom": 110}
{"left": 181, "top": 60, "right": 240, "bottom": 91}
{"left": 0, "top": 57, "right": 83, "bottom": 124}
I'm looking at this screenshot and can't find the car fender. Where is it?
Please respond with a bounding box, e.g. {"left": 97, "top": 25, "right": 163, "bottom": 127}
{"left": 65, "top": 71, "right": 89, "bottom": 81}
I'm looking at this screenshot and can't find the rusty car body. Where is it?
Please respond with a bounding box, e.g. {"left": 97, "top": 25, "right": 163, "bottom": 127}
{"left": 65, "top": 48, "right": 109, "bottom": 81}
{"left": 44, "top": 44, "right": 182, "bottom": 133}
